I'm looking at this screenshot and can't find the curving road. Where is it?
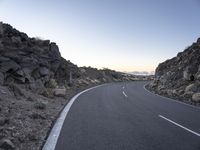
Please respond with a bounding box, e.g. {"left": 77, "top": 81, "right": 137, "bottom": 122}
{"left": 50, "top": 81, "right": 200, "bottom": 150}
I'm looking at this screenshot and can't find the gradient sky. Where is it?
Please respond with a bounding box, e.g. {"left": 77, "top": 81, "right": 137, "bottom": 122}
{"left": 0, "top": 0, "right": 200, "bottom": 72}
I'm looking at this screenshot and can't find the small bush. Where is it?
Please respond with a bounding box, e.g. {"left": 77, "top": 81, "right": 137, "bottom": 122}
{"left": 34, "top": 101, "right": 46, "bottom": 110}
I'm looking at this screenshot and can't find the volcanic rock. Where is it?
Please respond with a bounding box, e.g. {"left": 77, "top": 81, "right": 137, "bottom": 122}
{"left": 151, "top": 38, "right": 200, "bottom": 104}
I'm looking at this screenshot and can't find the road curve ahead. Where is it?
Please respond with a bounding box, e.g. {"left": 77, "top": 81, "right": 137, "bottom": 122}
{"left": 55, "top": 81, "right": 200, "bottom": 150}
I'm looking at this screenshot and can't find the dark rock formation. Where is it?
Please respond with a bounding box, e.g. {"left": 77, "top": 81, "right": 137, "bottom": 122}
{"left": 150, "top": 38, "right": 200, "bottom": 104}
{"left": 0, "top": 139, "right": 15, "bottom": 150}
{"left": 0, "top": 22, "right": 82, "bottom": 94}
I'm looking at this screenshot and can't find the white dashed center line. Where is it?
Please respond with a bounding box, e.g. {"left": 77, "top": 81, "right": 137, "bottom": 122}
{"left": 122, "top": 91, "right": 128, "bottom": 97}
{"left": 159, "top": 115, "right": 200, "bottom": 137}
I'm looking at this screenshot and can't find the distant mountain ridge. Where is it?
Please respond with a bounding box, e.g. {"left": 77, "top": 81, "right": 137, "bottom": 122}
{"left": 126, "top": 71, "right": 155, "bottom": 76}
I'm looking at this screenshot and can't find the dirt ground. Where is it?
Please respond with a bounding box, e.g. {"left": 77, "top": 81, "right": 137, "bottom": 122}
{"left": 0, "top": 82, "right": 100, "bottom": 150}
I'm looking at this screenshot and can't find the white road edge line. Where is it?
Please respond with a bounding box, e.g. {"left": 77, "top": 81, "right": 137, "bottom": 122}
{"left": 158, "top": 115, "right": 200, "bottom": 137}
{"left": 143, "top": 84, "right": 200, "bottom": 110}
{"left": 123, "top": 91, "right": 128, "bottom": 97}
{"left": 42, "top": 84, "right": 105, "bottom": 150}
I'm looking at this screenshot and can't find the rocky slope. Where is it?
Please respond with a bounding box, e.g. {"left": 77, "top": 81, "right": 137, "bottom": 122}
{"left": 149, "top": 38, "right": 200, "bottom": 105}
{"left": 0, "top": 22, "right": 84, "bottom": 150}
{"left": 0, "top": 22, "right": 151, "bottom": 150}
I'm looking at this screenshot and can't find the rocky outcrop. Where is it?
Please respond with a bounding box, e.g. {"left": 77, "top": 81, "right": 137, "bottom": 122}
{"left": 192, "top": 93, "right": 200, "bottom": 102}
{"left": 53, "top": 86, "right": 66, "bottom": 97}
{"left": 0, "top": 22, "right": 81, "bottom": 91}
{"left": 150, "top": 38, "right": 200, "bottom": 104}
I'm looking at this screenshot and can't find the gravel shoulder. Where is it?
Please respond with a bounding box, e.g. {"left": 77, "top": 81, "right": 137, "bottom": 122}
{"left": 0, "top": 82, "right": 104, "bottom": 150}
{"left": 145, "top": 83, "right": 200, "bottom": 107}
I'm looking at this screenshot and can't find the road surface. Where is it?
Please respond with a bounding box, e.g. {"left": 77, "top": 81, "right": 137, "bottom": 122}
{"left": 54, "top": 81, "right": 200, "bottom": 150}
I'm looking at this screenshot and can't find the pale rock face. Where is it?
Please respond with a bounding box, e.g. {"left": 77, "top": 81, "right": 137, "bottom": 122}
{"left": 192, "top": 93, "right": 200, "bottom": 102}
{"left": 80, "top": 68, "right": 86, "bottom": 73}
{"left": 185, "top": 83, "right": 198, "bottom": 93}
{"left": 53, "top": 87, "right": 66, "bottom": 97}
{"left": 183, "top": 68, "right": 191, "bottom": 81}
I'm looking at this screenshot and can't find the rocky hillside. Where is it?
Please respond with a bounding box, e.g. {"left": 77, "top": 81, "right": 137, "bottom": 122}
{"left": 150, "top": 38, "right": 200, "bottom": 105}
{"left": 0, "top": 22, "right": 151, "bottom": 150}
{"left": 0, "top": 22, "right": 85, "bottom": 150}
{"left": 0, "top": 22, "right": 81, "bottom": 89}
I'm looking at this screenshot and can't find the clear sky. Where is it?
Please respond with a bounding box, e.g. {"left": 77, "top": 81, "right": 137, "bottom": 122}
{"left": 0, "top": 0, "right": 200, "bottom": 72}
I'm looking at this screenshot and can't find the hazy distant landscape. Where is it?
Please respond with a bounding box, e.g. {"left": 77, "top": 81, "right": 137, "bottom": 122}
{"left": 127, "top": 71, "right": 155, "bottom": 76}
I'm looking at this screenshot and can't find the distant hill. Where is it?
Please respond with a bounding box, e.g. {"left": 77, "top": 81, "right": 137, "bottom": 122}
{"left": 127, "top": 71, "right": 155, "bottom": 76}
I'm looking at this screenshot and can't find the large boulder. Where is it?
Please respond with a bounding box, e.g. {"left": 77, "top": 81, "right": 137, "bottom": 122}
{"left": 53, "top": 86, "right": 66, "bottom": 97}
{"left": 185, "top": 83, "right": 198, "bottom": 93}
{"left": 192, "top": 93, "right": 200, "bottom": 102}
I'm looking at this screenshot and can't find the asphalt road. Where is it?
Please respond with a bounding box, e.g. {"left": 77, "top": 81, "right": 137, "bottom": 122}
{"left": 55, "top": 81, "right": 200, "bottom": 150}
